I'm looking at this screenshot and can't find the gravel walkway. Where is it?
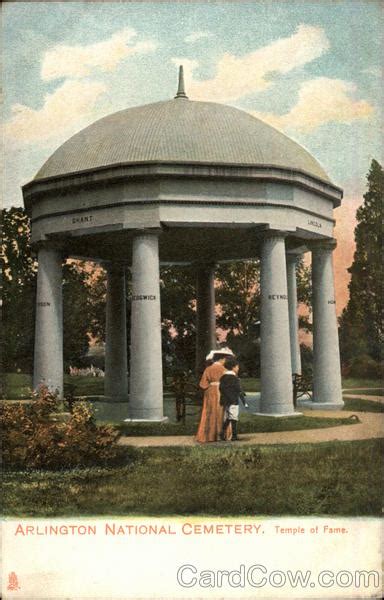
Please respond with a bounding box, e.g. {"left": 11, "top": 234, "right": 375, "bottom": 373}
{"left": 343, "top": 388, "right": 383, "bottom": 392}
{"left": 118, "top": 410, "right": 384, "bottom": 447}
{"left": 343, "top": 393, "right": 384, "bottom": 404}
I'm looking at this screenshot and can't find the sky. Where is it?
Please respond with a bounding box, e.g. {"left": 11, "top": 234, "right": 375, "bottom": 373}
{"left": 2, "top": 0, "right": 383, "bottom": 310}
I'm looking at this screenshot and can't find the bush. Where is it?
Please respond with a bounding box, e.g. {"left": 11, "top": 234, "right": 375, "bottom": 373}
{"left": 300, "top": 343, "right": 313, "bottom": 376}
{"left": 1, "top": 385, "right": 121, "bottom": 470}
{"left": 225, "top": 332, "right": 260, "bottom": 377}
{"left": 347, "top": 355, "right": 383, "bottom": 379}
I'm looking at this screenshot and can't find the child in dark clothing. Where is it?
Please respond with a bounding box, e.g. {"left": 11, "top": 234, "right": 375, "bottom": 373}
{"left": 219, "top": 357, "right": 248, "bottom": 441}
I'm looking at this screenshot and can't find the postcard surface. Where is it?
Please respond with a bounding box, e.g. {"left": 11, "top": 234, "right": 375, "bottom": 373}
{"left": 2, "top": 1, "right": 383, "bottom": 599}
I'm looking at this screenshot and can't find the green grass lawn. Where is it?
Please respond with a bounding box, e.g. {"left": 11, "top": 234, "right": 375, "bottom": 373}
{"left": 1, "top": 373, "right": 106, "bottom": 399}
{"left": 240, "top": 378, "right": 261, "bottom": 392}
{"left": 63, "top": 374, "right": 105, "bottom": 396}
{"left": 1, "top": 373, "right": 33, "bottom": 399}
{"left": 341, "top": 378, "right": 383, "bottom": 389}
{"left": 343, "top": 397, "right": 384, "bottom": 413}
{"left": 241, "top": 377, "right": 383, "bottom": 392}
{"left": 344, "top": 388, "right": 384, "bottom": 396}
{"left": 3, "top": 439, "right": 383, "bottom": 517}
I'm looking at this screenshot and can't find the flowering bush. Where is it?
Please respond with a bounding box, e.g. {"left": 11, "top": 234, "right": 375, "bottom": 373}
{"left": 1, "top": 385, "right": 121, "bottom": 469}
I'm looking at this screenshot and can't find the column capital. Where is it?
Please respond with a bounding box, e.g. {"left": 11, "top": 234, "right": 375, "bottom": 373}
{"left": 311, "top": 239, "right": 337, "bottom": 254}
{"left": 35, "top": 242, "right": 65, "bottom": 259}
{"left": 261, "top": 229, "right": 289, "bottom": 242}
{"left": 132, "top": 227, "right": 163, "bottom": 239}
{"left": 286, "top": 252, "right": 302, "bottom": 265}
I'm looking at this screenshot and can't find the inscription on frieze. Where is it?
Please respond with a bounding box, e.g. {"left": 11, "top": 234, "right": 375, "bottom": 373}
{"left": 132, "top": 295, "right": 157, "bottom": 301}
{"left": 72, "top": 215, "right": 94, "bottom": 225}
{"left": 308, "top": 220, "right": 322, "bottom": 228}
{"left": 268, "top": 294, "right": 288, "bottom": 300}
{"left": 37, "top": 302, "right": 51, "bottom": 307}
{"left": 328, "top": 300, "right": 336, "bottom": 304}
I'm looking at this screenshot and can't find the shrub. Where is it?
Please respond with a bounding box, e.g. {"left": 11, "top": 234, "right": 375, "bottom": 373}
{"left": 347, "top": 355, "right": 383, "bottom": 379}
{"left": 1, "top": 385, "right": 121, "bottom": 470}
{"left": 300, "top": 343, "right": 313, "bottom": 376}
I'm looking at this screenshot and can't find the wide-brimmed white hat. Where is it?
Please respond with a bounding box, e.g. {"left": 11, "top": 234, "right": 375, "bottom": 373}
{"left": 205, "top": 347, "right": 234, "bottom": 361}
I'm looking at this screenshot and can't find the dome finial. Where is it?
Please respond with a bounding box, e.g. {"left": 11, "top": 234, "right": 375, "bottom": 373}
{"left": 175, "top": 65, "right": 188, "bottom": 99}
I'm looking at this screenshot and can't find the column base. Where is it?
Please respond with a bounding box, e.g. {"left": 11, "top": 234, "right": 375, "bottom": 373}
{"left": 124, "top": 417, "right": 169, "bottom": 423}
{"left": 297, "top": 400, "right": 345, "bottom": 411}
{"left": 34, "top": 379, "right": 64, "bottom": 400}
{"left": 92, "top": 400, "right": 129, "bottom": 422}
{"left": 253, "top": 411, "right": 302, "bottom": 418}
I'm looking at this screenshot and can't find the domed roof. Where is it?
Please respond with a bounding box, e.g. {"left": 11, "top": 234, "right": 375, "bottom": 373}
{"left": 35, "top": 97, "right": 330, "bottom": 183}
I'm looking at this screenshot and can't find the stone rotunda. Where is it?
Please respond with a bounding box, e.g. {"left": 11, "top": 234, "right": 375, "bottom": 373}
{"left": 23, "top": 67, "right": 344, "bottom": 421}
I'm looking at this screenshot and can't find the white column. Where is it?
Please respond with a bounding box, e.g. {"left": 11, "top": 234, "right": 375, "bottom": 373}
{"left": 33, "top": 246, "right": 63, "bottom": 397}
{"left": 260, "top": 232, "right": 295, "bottom": 415}
{"left": 312, "top": 240, "right": 343, "bottom": 407}
{"left": 195, "top": 263, "right": 216, "bottom": 375}
{"left": 104, "top": 262, "right": 128, "bottom": 401}
{"left": 129, "top": 232, "right": 165, "bottom": 421}
{"left": 286, "top": 254, "right": 302, "bottom": 375}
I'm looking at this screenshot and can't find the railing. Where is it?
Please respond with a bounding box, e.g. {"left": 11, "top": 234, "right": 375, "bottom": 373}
{"left": 292, "top": 373, "right": 313, "bottom": 408}
{"left": 170, "top": 372, "right": 202, "bottom": 422}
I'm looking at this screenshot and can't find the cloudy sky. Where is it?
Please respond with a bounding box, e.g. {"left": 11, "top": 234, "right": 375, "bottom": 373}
{"left": 2, "top": 1, "right": 383, "bottom": 308}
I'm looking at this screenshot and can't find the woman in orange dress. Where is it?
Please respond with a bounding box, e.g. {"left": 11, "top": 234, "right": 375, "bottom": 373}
{"left": 195, "top": 349, "right": 234, "bottom": 443}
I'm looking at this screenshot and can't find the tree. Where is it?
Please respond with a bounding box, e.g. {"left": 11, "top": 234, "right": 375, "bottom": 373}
{"left": 339, "top": 159, "right": 383, "bottom": 365}
{"left": 1, "top": 207, "right": 106, "bottom": 373}
{"left": 160, "top": 266, "right": 197, "bottom": 372}
{"left": 62, "top": 262, "right": 93, "bottom": 369}
{"left": 87, "top": 266, "right": 107, "bottom": 342}
{"left": 1, "top": 208, "right": 37, "bottom": 372}
{"left": 216, "top": 261, "right": 261, "bottom": 336}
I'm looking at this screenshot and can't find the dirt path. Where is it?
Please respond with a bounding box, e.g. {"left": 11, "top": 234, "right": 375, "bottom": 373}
{"left": 343, "top": 393, "right": 384, "bottom": 404}
{"left": 118, "top": 410, "right": 384, "bottom": 447}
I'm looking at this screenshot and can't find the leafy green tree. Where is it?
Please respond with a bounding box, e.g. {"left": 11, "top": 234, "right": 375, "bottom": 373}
{"left": 214, "top": 261, "right": 260, "bottom": 375}
{"left": 339, "top": 159, "right": 383, "bottom": 365}
{"left": 1, "top": 207, "right": 106, "bottom": 373}
{"left": 1, "top": 208, "right": 37, "bottom": 372}
{"left": 216, "top": 261, "right": 261, "bottom": 336}
{"left": 62, "top": 262, "right": 93, "bottom": 369}
{"left": 216, "top": 259, "right": 311, "bottom": 335}
{"left": 296, "top": 259, "right": 312, "bottom": 332}
{"left": 86, "top": 266, "right": 107, "bottom": 342}
{"left": 160, "top": 266, "right": 196, "bottom": 372}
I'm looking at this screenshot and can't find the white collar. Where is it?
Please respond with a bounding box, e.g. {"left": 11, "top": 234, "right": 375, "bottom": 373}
{"left": 224, "top": 370, "right": 236, "bottom": 375}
